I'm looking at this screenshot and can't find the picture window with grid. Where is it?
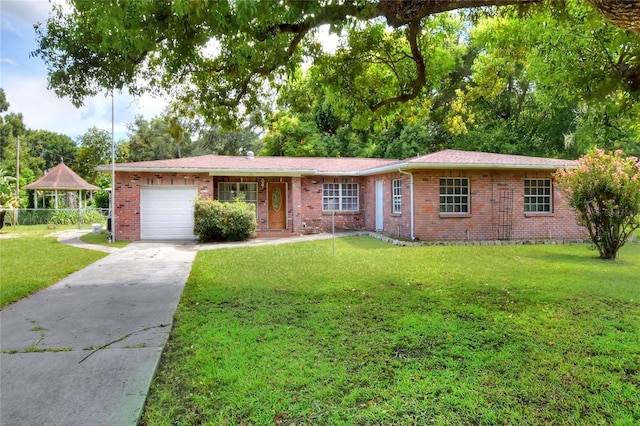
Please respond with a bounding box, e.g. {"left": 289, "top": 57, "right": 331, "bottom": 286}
{"left": 524, "top": 179, "right": 552, "bottom": 212}
{"left": 439, "top": 178, "right": 469, "bottom": 213}
{"left": 322, "top": 183, "right": 359, "bottom": 211}
{"left": 392, "top": 179, "right": 402, "bottom": 214}
{"left": 218, "top": 182, "right": 258, "bottom": 211}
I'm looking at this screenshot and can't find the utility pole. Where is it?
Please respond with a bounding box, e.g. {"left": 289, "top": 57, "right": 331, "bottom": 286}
{"left": 15, "top": 135, "right": 19, "bottom": 199}
{"left": 15, "top": 135, "right": 20, "bottom": 224}
{"left": 110, "top": 90, "right": 115, "bottom": 242}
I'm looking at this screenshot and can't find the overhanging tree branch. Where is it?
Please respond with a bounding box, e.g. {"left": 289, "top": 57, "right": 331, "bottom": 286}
{"left": 371, "top": 19, "right": 426, "bottom": 112}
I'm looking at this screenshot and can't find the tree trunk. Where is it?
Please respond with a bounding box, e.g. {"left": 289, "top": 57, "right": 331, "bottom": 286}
{"left": 589, "top": 0, "right": 640, "bottom": 34}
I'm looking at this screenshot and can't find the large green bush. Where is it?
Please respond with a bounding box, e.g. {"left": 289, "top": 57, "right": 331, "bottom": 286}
{"left": 194, "top": 197, "right": 257, "bottom": 242}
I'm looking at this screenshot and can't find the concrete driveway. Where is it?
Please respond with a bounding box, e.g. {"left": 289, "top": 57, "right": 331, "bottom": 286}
{"left": 0, "top": 240, "right": 196, "bottom": 426}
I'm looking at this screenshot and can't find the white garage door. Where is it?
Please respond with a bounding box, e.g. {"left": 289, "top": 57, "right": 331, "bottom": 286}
{"left": 140, "top": 186, "right": 197, "bottom": 240}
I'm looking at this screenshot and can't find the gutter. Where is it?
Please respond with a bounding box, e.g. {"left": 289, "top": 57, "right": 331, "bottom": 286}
{"left": 398, "top": 168, "right": 415, "bottom": 241}
{"left": 96, "top": 165, "right": 314, "bottom": 177}
{"left": 363, "top": 161, "right": 575, "bottom": 175}
{"left": 402, "top": 162, "right": 575, "bottom": 171}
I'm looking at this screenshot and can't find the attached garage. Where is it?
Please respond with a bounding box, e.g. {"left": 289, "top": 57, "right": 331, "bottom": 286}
{"left": 140, "top": 186, "right": 197, "bottom": 240}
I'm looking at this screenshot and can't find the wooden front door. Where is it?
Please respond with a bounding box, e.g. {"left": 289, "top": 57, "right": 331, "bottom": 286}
{"left": 268, "top": 182, "right": 287, "bottom": 230}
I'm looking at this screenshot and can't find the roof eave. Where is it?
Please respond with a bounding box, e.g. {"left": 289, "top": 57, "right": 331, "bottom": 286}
{"left": 101, "top": 165, "right": 314, "bottom": 177}
{"left": 209, "top": 170, "right": 308, "bottom": 177}
{"left": 358, "top": 163, "right": 407, "bottom": 175}
{"left": 313, "top": 171, "right": 373, "bottom": 176}
{"left": 23, "top": 186, "right": 99, "bottom": 191}
{"left": 403, "top": 163, "right": 575, "bottom": 171}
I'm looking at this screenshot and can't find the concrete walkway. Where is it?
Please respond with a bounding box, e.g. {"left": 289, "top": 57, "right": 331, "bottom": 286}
{"left": 0, "top": 230, "right": 369, "bottom": 425}
{"left": 0, "top": 238, "right": 197, "bottom": 425}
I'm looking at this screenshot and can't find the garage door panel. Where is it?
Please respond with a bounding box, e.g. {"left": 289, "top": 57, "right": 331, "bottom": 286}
{"left": 140, "top": 186, "right": 197, "bottom": 240}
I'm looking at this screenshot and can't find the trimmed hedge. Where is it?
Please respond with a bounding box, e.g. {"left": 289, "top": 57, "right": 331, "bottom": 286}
{"left": 194, "top": 197, "right": 257, "bottom": 242}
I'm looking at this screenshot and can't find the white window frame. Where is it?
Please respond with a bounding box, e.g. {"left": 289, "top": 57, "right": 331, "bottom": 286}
{"left": 439, "top": 177, "right": 470, "bottom": 214}
{"left": 392, "top": 179, "right": 402, "bottom": 214}
{"left": 218, "top": 182, "right": 258, "bottom": 211}
{"left": 322, "top": 183, "right": 359, "bottom": 212}
{"left": 524, "top": 179, "right": 553, "bottom": 213}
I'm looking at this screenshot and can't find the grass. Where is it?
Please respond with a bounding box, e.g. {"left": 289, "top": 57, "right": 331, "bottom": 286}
{"left": 80, "top": 231, "right": 129, "bottom": 248}
{"left": 0, "top": 225, "right": 107, "bottom": 308}
{"left": 141, "top": 237, "right": 640, "bottom": 425}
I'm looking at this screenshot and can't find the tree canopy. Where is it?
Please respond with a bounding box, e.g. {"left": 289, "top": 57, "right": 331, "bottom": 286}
{"left": 33, "top": 0, "right": 640, "bottom": 128}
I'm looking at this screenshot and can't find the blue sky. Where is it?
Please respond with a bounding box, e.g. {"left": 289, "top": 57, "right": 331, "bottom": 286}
{"left": 0, "top": 0, "right": 165, "bottom": 141}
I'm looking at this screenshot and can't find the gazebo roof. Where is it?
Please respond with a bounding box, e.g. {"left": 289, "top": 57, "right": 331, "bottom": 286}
{"left": 24, "top": 162, "right": 99, "bottom": 191}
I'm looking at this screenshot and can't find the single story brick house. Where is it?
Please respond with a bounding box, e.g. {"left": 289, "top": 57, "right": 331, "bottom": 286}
{"left": 99, "top": 149, "right": 586, "bottom": 242}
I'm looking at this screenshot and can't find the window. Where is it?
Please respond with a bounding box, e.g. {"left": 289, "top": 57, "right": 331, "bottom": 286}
{"left": 218, "top": 182, "right": 258, "bottom": 209}
{"left": 322, "top": 183, "right": 359, "bottom": 211}
{"left": 439, "top": 178, "right": 469, "bottom": 213}
{"left": 524, "top": 179, "right": 552, "bottom": 212}
{"left": 392, "top": 179, "right": 402, "bottom": 214}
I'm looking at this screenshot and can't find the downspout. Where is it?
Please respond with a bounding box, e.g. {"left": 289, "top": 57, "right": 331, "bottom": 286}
{"left": 398, "top": 168, "right": 415, "bottom": 240}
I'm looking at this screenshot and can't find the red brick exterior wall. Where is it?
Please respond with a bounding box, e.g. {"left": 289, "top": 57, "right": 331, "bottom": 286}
{"left": 115, "top": 168, "right": 585, "bottom": 242}
{"left": 113, "top": 171, "right": 216, "bottom": 241}
{"left": 367, "top": 169, "right": 585, "bottom": 241}
{"left": 362, "top": 173, "right": 414, "bottom": 239}
{"left": 298, "top": 176, "right": 367, "bottom": 231}
{"left": 114, "top": 172, "right": 368, "bottom": 240}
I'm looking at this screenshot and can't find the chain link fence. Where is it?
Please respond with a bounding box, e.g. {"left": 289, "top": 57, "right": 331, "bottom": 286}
{"left": 1, "top": 208, "right": 109, "bottom": 229}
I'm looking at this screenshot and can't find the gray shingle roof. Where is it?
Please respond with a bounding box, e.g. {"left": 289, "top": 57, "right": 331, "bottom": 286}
{"left": 102, "top": 155, "right": 402, "bottom": 176}
{"left": 98, "top": 150, "right": 575, "bottom": 176}
{"left": 406, "top": 150, "right": 576, "bottom": 170}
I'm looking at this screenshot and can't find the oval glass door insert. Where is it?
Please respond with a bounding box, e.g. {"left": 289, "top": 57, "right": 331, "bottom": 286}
{"left": 272, "top": 188, "right": 282, "bottom": 211}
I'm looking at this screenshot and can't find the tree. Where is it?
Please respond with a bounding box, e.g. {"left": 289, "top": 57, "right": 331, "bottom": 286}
{"left": 123, "top": 115, "right": 196, "bottom": 161}
{"left": 0, "top": 109, "right": 26, "bottom": 169}
{"left": 125, "top": 116, "right": 175, "bottom": 162}
{"left": 0, "top": 88, "right": 9, "bottom": 114}
{"left": 33, "top": 1, "right": 640, "bottom": 128}
{"left": 441, "top": 2, "right": 640, "bottom": 157}
{"left": 75, "top": 127, "right": 112, "bottom": 184}
{"left": 194, "top": 126, "right": 262, "bottom": 156}
{"left": 0, "top": 94, "right": 41, "bottom": 205}
{"left": 0, "top": 168, "right": 17, "bottom": 229}
{"left": 555, "top": 148, "right": 640, "bottom": 260}
{"left": 24, "top": 130, "right": 77, "bottom": 172}
{"left": 92, "top": 175, "right": 111, "bottom": 209}
{"left": 0, "top": 168, "right": 17, "bottom": 209}
{"left": 262, "top": 113, "right": 326, "bottom": 157}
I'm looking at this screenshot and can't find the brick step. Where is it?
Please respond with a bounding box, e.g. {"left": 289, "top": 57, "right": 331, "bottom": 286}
{"left": 252, "top": 231, "right": 299, "bottom": 239}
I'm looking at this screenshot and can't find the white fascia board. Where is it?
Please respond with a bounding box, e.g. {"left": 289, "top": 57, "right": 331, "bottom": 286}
{"left": 104, "top": 167, "right": 214, "bottom": 173}
{"left": 358, "top": 163, "right": 410, "bottom": 175}
{"left": 101, "top": 166, "right": 312, "bottom": 176}
{"left": 312, "top": 171, "right": 374, "bottom": 177}
{"left": 403, "top": 163, "right": 573, "bottom": 171}
{"left": 209, "top": 170, "right": 307, "bottom": 177}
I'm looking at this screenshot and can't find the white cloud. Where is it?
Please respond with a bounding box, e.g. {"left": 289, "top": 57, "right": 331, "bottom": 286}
{"left": 1, "top": 58, "right": 20, "bottom": 67}
{"left": 1, "top": 0, "right": 56, "bottom": 27}
{"left": 1, "top": 0, "right": 168, "bottom": 141}
{"left": 4, "top": 73, "right": 165, "bottom": 141}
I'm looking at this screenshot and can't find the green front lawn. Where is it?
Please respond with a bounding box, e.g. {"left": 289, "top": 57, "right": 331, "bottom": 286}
{"left": 79, "top": 231, "right": 129, "bottom": 248}
{"left": 141, "top": 238, "right": 640, "bottom": 425}
{"left": 0, "top": 225, "right": 107, "bottom": 307}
